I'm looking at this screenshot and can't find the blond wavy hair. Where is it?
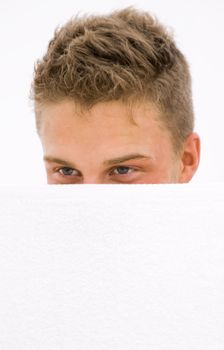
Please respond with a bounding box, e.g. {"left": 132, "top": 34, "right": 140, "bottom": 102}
{"left": 31, "top": 7, "right": 194, "bottom": 151}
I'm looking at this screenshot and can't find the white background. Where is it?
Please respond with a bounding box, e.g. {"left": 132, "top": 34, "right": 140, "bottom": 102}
{"left": 0, "top": 0, "right": 223, "bottom": 185}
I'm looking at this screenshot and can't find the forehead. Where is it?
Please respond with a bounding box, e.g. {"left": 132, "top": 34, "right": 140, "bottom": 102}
{"left": 39, "top": 99, "right": 175, "bottom": 166}
{"left": 38, "top": 99, "right": 165, "bottom": 138}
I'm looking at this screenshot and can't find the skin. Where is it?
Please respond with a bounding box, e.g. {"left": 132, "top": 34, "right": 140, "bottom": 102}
{"left": 38, "top": 99, "right": 200, "bottom": 184}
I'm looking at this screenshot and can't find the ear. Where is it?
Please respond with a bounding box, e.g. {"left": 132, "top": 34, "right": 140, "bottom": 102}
{"left": 179, "top": 132, "right": 201, "bottom": 183}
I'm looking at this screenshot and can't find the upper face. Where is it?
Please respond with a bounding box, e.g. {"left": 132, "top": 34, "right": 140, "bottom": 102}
{"left": 39, "top": 99, "right": 185, "bottom": 184}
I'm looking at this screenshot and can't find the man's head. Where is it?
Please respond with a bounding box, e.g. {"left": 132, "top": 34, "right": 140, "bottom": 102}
{"left": 31, "top": 7, "right": 200, "bottom": 184}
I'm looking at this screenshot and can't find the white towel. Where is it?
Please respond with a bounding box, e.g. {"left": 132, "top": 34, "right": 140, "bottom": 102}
{"left": 0, "top": 184, "right": 223, "bottom": 349}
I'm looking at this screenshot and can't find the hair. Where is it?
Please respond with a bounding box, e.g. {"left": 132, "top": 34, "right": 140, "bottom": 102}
{"left": 31, "top": 6, "right": 194, "bottom": 152}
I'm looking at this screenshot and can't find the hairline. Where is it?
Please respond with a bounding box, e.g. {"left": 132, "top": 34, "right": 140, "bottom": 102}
{"left": 35, "top": 96, "right": 186, "bottom": 158}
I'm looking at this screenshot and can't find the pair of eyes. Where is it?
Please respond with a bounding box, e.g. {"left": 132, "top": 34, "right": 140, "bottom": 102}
{"left": 57, "top": 166, "right": 136, "bottom": 177}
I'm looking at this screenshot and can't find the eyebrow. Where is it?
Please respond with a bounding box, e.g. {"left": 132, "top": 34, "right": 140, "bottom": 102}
{"left": 103, "top": 153, "right": 151, "bottom": 165}
{"left": 44, "top": 153, "right": 151, "bottom": 167}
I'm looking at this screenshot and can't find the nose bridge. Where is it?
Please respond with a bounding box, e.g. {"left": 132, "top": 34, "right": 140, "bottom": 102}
{"left": 82, "top": 174, "right": 104, "bottom": 184}
{"left": 79, "top": 159, "right": 105, "bottom": 184}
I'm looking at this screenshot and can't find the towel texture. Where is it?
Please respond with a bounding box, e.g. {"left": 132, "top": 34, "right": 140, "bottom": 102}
{"left": 0, "top": 184, "right": 223, "bottom": 349}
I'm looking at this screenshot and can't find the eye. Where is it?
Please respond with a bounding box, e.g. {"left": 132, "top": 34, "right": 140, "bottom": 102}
{"left": 110, "top": 166, "right": 136, "bottom": 176}
{"left": 58, "top": 167, "right": 79, "bottom": 176}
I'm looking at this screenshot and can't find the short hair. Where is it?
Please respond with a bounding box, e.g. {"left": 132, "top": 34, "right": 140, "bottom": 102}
{"left": 31, "top": 7, "right": 194, "bottom": 152}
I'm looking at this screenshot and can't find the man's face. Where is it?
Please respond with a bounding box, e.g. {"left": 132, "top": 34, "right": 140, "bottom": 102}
{"left": 39, "top": 99, "right": 192, "bottom": 184}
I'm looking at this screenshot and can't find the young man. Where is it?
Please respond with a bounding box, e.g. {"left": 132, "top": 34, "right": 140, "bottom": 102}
{"left": 32, "top": 7, "right": 200, "bottom": 184}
